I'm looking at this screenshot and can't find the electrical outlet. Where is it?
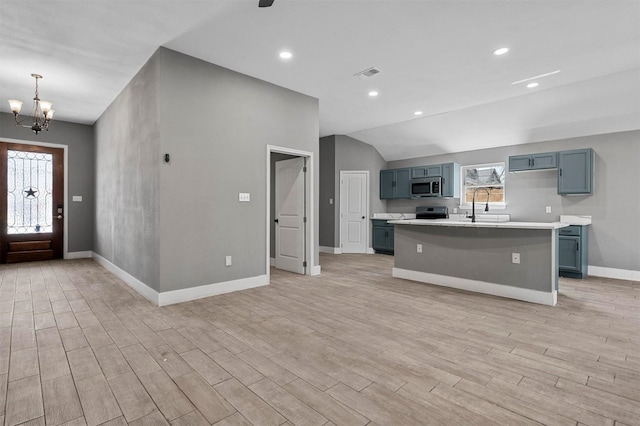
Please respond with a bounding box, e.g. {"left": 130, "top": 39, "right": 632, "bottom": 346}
{"left": 329, "top": 198, "right": 333, "bottom": 205}
{"left": 512, "top": 253, "right": 520, "bottom": 264}
{"left": 239, "top": 193, "right": 250, "bottom": 202}
{"left": 225, "top": 256, "right": 232, "bottom": 266}
{"left": 417, "top": 244, "right": 422, "bottom": 253}
{"left": 545, "top": 206, "right": 552, "bottom": 213}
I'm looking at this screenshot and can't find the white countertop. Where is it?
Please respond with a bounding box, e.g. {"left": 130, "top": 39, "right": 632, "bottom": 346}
{"left": 371, "top": 213, "right": 416, "bottom": 220}
{"left": 560, "top": 215, "right": 592, "bottom": 225}
{"left": 389, "top": 219, "right": 569, "bottom": 230}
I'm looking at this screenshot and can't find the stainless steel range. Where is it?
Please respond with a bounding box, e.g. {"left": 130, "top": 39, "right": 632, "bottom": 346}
{"left": 415, "top": 206, "right": 448, "bottom": 220}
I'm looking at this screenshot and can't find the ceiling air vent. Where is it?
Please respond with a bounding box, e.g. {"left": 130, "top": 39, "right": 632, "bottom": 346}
{"left": 354, "top": 67, "right": 381, "bottom": 79}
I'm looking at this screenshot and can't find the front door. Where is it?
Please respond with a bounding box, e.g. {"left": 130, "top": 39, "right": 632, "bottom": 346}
{"left": 275, "top": 157, "right": 306, "bottom": 274}
{"left": 0, "top": 142, "right": 64, "bottom": 263}
{"left": 340, "top": 171, "right": 368, "bottom": 253}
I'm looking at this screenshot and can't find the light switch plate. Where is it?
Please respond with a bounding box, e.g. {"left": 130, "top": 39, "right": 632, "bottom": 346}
{"left": 239, "top": 193, "right": 250, "bottom": 202}
{"left": 72, "top": 196, "right": 83, "bottom": 202}
{"left": 545, "top": 206, "right": 552, "bottom": 213}
{"left": 225, "top": 256, "right": 232, "bottom": 266}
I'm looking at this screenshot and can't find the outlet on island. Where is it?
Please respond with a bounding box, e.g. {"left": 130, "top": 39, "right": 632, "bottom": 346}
{"left": 512, "top": 253, "right": 520, "bottom": 264}
{"left": 417, "top": 244, "right": 423, "bottom": 253}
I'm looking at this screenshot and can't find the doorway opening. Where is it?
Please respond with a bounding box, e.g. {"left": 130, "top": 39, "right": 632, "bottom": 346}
{"left": 267, "top": 145, "right": 318, "bottom": 280}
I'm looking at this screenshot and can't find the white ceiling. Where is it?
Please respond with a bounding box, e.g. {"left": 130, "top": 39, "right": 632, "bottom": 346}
{"left": 2, "top": 0, "right": 639, "bottom": 161}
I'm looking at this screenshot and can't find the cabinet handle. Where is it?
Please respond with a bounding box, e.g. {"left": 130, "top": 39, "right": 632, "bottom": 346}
{"left": 559, "top": 168, "right": 563, "bottom": 177}
{"left": 529, "top": 158, "right": 532, "bottom": 167}
{"left": 576, "top": 242, "right": 579, "bottom": 251}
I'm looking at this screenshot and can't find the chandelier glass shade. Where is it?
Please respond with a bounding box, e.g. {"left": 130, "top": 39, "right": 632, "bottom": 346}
{"left": 8, "top": 74, "right": 54, "bottom": 134}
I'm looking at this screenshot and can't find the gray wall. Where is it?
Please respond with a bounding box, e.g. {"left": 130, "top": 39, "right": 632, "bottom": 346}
{"left": 319, "top": 134, "right": 387, "bottom": 248}
{"left": 157, "top": 48, "right": 319, "bottom": 292}
{"left": 94, "top": 52, "right": 161, "bottom": 290}
{"left": 0, "top": 112, "right": 94, "bottom": 253}
{"left": 94, "top": 47, "right": 319, "bottom": 293}
{"left": 387, "top": 130, "right": 640, "bottom": 272}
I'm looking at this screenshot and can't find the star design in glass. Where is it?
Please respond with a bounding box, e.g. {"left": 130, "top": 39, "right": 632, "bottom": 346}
{"left": 24, "top": 187, "right": 38, "bottom": 198}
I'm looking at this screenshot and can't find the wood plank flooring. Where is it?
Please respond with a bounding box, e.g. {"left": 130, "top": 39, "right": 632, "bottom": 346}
{"left": 0, "top": 253, "right": 638, "bottom": 425}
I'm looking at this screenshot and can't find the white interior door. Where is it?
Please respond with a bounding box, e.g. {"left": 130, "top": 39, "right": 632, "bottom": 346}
{"left": 275, "top": 157, "right": 306, "bottom": 274}
{"left": 340, "top": 171, "right": 368, "bottom": 253}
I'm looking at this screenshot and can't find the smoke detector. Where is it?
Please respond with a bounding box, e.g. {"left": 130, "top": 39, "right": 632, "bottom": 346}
{"left": 354, "top": 67, "right": 381, "bottom": 79}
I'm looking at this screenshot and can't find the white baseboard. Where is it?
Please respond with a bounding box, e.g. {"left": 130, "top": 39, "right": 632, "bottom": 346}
{"left": 319, "top": 246, "right": 341, "bottom": 254}
{"left": 158, "top": 275, "right": 268, "bottom": 306}
{"left": 588, "top": 265, "right": 640, "bottom": 282}
{"left": 310, "top": 265, "right": 321, "bottom": 276}
{"left": 392, "top": 267, "right": 557, "bottom": 306}
{"left": 367, "top": 248, "right": 375, "bottom": 254}
{"left": 66, "top": 251, "right": 92, "bottom": 260}
{"left": 92, "top": 252, "right": 159, "bottom": 305}
{"left": 92, "top": 251, "right": 268, "bottom": 307}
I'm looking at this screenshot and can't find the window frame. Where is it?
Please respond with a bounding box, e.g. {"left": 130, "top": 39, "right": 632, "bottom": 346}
{"left": 459, "top": 162, "right": 506, "bottom": 210}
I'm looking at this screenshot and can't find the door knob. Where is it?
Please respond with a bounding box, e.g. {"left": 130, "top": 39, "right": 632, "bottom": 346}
{"left": 274, "top": 219, "right": 279, "bottom": 223}
{"left": 57, "top": 215, "right": 63, "bottom": 219}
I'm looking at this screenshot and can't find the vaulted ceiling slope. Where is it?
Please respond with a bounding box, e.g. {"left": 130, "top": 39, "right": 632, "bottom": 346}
{"left": 1, "top": 1, "right": 639, "bottom": 160}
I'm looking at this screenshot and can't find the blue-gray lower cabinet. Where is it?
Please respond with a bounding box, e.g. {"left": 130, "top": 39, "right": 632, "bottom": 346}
{"left": 559, "top": 225, "right": 588, "bottom": 278}
{"left": 372, "top": 220, "right": 394, "bottom": 254}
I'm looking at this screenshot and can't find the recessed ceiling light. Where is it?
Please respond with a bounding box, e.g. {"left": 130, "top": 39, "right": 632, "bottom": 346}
{"left": 279, "top": 51, "right": 292, "bottom": 59}
{"left": 527, "top": 82, "right": 539, "bottom": 88}
{"left": 414, "top": 111, "right": 423, "bottom": 116}
{"left": 493, "top": 47, "right": 509, "bottom": 56}
{"left": 368, "top": 91, "right": 378, "bottom": 97}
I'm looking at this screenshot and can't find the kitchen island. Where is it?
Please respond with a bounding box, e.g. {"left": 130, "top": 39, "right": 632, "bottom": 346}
{"left": 388, "top": 219, "right": 569, "bottom": 306}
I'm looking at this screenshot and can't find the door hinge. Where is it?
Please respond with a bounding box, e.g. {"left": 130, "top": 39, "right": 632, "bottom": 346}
{"left": 303, "top": 261, "right": 307, "bottom": 267}
{"left": 303, "top": 166, "right": 307, "bottom": 173}
{"left": 303, "top": 217, "right": 307, "bottom": 223}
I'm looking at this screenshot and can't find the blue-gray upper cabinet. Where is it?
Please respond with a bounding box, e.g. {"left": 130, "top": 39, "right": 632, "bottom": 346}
{"left": 558, "top": 148, "right": 593, "bottom": 195}
{"left": 441, "top": 162, "right": 461, "bottom": 198}
{"left": 508, "top": 152, "right": 558, "bottom": 171}
{"left": 380, "top": 168, "right": 411, "bottom": 199}
{"left": 411, "top": 164, "right": 442, "bottom": 178}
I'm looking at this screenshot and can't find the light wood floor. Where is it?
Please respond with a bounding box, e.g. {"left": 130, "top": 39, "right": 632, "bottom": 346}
{"left": 1, "top": 253, "right": 639, "bottom": 426}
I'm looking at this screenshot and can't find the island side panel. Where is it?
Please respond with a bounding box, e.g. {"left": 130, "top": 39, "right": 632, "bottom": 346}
{"left": 393, "top": 225, "right": 554, "bottom": 293}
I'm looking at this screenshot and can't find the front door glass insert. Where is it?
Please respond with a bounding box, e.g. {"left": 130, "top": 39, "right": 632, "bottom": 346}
{"left": 7, "top": 149, "right": 53, "bottom": 234}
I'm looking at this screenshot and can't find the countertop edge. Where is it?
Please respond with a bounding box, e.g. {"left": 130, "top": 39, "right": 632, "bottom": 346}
{"left": 388, "top": 219, "right": 569, "bottom": 230}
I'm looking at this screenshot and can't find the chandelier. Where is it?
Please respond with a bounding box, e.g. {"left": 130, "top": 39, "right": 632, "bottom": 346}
{"left": 8, "top": 74, "right": 55, "bottom": 134}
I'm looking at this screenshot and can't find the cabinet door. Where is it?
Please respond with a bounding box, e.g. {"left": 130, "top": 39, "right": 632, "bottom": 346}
{"left": 531, "top": 152, "right": 557, "bottom": 170}
{"left": 426, "top": 165, "right": 442, "bottom": 176}
{"left": 558, "top": 149, "right": 593, "bottom": 195}
{"left": 386, "top": 227, "right": 394, "bottom": 251}
{"left": 395, "top": 168, "right": 411, "bottom": 198}
{"left": 411, "top": 167, "right": 427, "bottom": 179}
{"left": 559, "top": 236, "right": 581, "bottom": 272}
{"left": 380, "top": 170, "right": 395, "bottom": 199}
{"left": 372, "top": 227, "right": 388, "bottom": 250}
{"left": 441, "top": 162, "right": 460, "bottom": 198}
{"left": 508, "top": 154, "right": 533, "bottom": 171}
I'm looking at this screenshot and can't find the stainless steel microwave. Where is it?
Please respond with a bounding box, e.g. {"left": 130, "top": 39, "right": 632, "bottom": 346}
{"left": 411, "top": 176, "right": 442, "bottom": 198}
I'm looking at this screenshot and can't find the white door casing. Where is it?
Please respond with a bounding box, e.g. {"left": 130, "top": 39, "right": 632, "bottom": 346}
{"left": 275, "top": 157, "right": 306, "bottom": 274}
{"left": 340, "top": 171, "right": 369, "bottom": 254}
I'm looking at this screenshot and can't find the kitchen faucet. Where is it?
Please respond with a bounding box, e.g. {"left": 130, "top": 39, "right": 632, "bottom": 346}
{"left": 470, "top": 187, "right": 491, "bottom": 223}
